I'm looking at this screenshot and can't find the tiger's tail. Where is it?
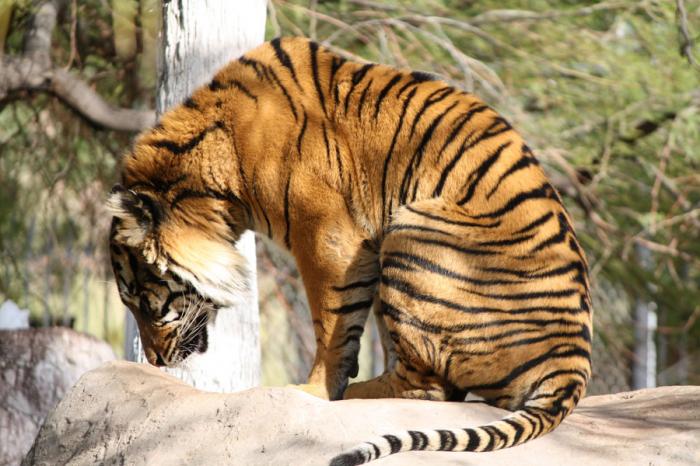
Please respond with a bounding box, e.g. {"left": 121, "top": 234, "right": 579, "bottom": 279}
{"left": 329, "top": 377, "right": 586, "bottom": 466}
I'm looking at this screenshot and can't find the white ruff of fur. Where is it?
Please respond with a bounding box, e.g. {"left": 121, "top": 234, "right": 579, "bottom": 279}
{"left": 167, "top": 242, "right": 252, "bottom": 308}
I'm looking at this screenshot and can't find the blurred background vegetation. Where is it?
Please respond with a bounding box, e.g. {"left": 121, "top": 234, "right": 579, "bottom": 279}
{"left": 0, "top": 0, "right": 698, "bottom": 393}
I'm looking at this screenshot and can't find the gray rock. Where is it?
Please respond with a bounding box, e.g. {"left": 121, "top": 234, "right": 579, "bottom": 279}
{"left": 0, "top": 328, "right": 116, "bottom": 466}
{"left": 23, "top": 361, "right": 700, "bottom": 466}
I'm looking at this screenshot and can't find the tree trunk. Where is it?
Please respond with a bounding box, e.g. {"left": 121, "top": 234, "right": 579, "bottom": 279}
{"left": 125, "top": 0, "right": 266, "bottom": 393}
{"left": 632, "top": 244, "right": 657, "bottom": 389}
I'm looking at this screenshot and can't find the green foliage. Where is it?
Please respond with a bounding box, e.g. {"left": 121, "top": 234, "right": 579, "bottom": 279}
{"left": 0, "top": 0, "right": 152, "bottom": 355}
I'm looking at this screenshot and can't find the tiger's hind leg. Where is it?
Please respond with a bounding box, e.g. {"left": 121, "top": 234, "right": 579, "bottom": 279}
{"left": 347, "top": 196, "right": 587, "bottom": 402}
{"left": 343, "top": 198, "right": 511, "bottom": 401}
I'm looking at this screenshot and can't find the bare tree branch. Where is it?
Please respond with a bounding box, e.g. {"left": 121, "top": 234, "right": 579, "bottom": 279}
{"left": 51, "top": 68, "right": 156, "bottom": 131}
{"left": 0, "top": 0, "right": 155, "bottom": 132}
{"left": 676, "top": 0, "right": 699, "bottom": 68}
{"left": 468, "top": 1, "right": 633, "bottom": 25}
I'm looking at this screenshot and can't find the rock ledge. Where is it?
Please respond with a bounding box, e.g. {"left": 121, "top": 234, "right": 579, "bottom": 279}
{"left": 24, "top": 361, "right": 700, "bottom": 466}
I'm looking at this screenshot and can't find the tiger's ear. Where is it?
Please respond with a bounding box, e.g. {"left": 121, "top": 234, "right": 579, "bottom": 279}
{"left": 107, "top": 184, "right": 164, "bottom": 268}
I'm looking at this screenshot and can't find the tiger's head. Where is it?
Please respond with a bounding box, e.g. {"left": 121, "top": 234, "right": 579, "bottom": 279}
{"left": 107, "top": 183, "right": 252, "bottom": 367}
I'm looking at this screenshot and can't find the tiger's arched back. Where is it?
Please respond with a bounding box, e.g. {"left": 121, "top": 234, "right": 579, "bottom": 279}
{"left": 108, "top": 37, "right": 591, "bottom": 464}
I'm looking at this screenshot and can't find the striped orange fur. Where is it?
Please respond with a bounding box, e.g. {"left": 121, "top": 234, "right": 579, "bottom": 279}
{"left": 108, "top": 37, "right": 592, "bottom": 464}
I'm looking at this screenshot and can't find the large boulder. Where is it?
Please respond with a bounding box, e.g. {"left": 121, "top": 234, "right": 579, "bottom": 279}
{"left": 24, "top": 361, "right": 700, "bottom": 466}
{"left": 0, "top": 328, "right": 116, "bottom": 466}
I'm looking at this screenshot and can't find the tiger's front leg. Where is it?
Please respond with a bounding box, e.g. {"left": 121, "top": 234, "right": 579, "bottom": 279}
{"left": 290, "top": 211, "right": 379, "bottom": 401}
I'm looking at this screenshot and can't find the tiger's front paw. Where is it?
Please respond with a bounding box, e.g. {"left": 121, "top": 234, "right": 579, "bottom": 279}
{"left": 286, "top": 383, "right": 330, "bottom": 400}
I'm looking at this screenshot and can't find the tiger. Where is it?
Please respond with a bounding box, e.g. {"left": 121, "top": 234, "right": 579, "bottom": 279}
{"left": 107, "top": 37, "right": 592, "bottom": 465}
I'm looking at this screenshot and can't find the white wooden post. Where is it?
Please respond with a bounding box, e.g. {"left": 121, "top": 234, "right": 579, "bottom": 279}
{"left": 125, "top": 0, "right": 266, "bottom": 393}
{"left": 632, "top": 244, "right": 657, "bottom": 389}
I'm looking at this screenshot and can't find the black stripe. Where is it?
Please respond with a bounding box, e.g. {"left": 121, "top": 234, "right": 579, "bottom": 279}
{"left": 283, "top": 175, "right": 292, "bottom": 249}
{"left": 309, "top": 41, "right": 327, "bottom": 114}
{"left": 383, "top": 435, "right": 402, "bottom": 454}
{"left": 431, "top": 128, "right": 479, "bottom": 197}
{"left": 411, "top": 70, "right": 437, "bottom": 82}
{"left": 297, "top": 110, "right": 308, "bottom": 156}
{"left": 464, "top": 345, "right": 590, "bottom": 391}
{"left": 437, "top": 430, "right": 457, "bottom": 451}
{"left": 457, "top": 141, "right": 512, "bottom": 206}
{"left": 530, "top": 213, "right": 570, "bottom": 252}
{"left": 151, "top": 121, "right": 224, "bottom": 155}
{"left": 496, "top": 329, "right": 589, "bottom": 349}
{"left": 159, "top": 290, "right": 190, "bottom": 316}
{"left": 381, "top": 87, "right": 418, "bottom": 224}
{"left": 329, "top": 56, "right": 346, "bottom": 97}
{"left": 127, "top": 174, "right": 188, "bottom": 194}
{"left": 345, "top": 63, "right": 375, "bottom": 115}
{"left": 381, "top": 274, "right": 497, "bottom": 315}
{"left": 369, "top": 442, "right": 381, "bottom": 459}
{"left": 380, "top": 301, "right": 548, "bottom": 334}
{"left": 396, "top": 79, "right": 417, "bottom": 98}
{"left": 530, "top": 261, "right": 586, "bottom": 282}
{"left": 335, "top": 325, "right": 365, "bottom": 349}
{"left": 408, "top": 430, "right": 429, "bottom": 450}
{"left": 335, "top": 141, "right": 344, "bottom": 180}
{"left": 169, "top": 188, "right": 222, "bottom": 209}
{"left": 382, "top": 257, "right": 417, "bottom": 273}
{"left": 464, "top": 429, "right": 480, "bottom": 451}
{"left": 486, "top": 150, "right": 538, "bottom": 199}
{"left": 321, "top": 122, "right": 332, "bottom": 166}
{"left": 357, "top": 78, "right": 373, "bottom": 118}
{"left": 266, "top": 66, "right": 299, "bottom": 121}
{"left": 374, "top": 74, "right": 402, "bottom": 119}
{"left": 433, "top": 112, "right": 515, "bottom": 197}
{"left": 385, "top": 223, "right": 454, "bottom": 237}
{"left": 478, "top": 234, "right": 535, "bottom": 247}
{"left": 522, "top": 409, "right": 545, "bottom": 438}
{"left": 407, "top": 236, "right": 498, "bottom": 256}
{"left": 381, "top": 276, "right": 585, "bottom": 316}
{"left": 396, "top": 70, "right": 438, "bottom": 98}
{"left": 479, "top": 264, "right": 550, "bottom": 277}
{"left": 516, "top": 211, "right": 554, "bottom": 234}
{"left": 472, "top": 183, "right": 556, "bottom": 219}
{"left": 252, "top": 176, "right": 272, "bottom": 238}
{"left": 399, "top": 101, "right": 459, "bottom": 204}
{"left": 467, "top": 116, "right": 512, "bottom": 149}
{"left": 409, "top": 86, "right": 455, "bottom": 138}
{"left": 518, "top": 411, "right": 540, "bottom": 441}
{"left": 405, "top": 205, "right": 500, "bottom": 228}
{"left": 534, "top": 369, "right": 589, "bottom": 389}
{"left": 183, "top": 97, "right": 198, "bottom": 109}
{"left": 270, "top": 37, "right": 299, "bottom": 86}
{"left": 328, "top": 299, "right": 374, "bottom": 315}
{"left": 209, "top": 78, "right": 258, "bottom": 101}
{"left": 488, "top": 425, "right": 509, "bottom": 448}
{"left": 460, "top": 287, "right": 580, "bottom": 301}
{"left": 525, "top": 405, "right": 557, "bottom": 421}
{"left": 451, "top": 327, "right": 544, "bottom": 345}
{"left": 239, "top": 56, "right": 265, "bottom": 80}
{"left": 434, "top": 105, "right": 489, "bottom": 164}
{"left": 331, "top": 277, "right": 379, "bottom": 292}
{"left": 383, "top": 251, "right": 523, "bottom": 285}
{"left": 482, "top": 426, "right": 496, "bottom": 450}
